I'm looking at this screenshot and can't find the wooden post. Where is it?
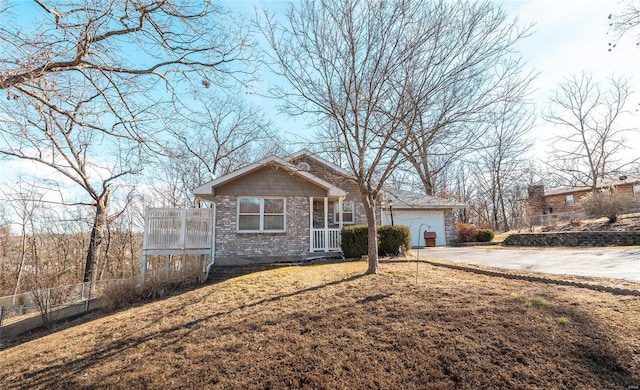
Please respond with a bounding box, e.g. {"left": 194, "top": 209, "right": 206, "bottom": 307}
{"left": 323, "top": 197, "right": 329, "bottom": 252}
{"left": 141, "top": 207, "right": 150, "bottom": 282}
{"left": 141, "top": 254, "right": 147, "bottom": 282}
{"left": 309, "top": 197, "right": 314, "bottom": 252}
{"left": 182, "top": 254, "right": 187, "bottom": 277}
{"left": 338, "top": 198, "right": 343, "bottom": 230}
{"left": 179, "top": 208, "right": 187, "bottom": 251}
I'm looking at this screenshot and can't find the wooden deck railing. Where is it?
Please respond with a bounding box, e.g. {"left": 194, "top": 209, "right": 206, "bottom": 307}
{"left": 142, "top": 208, "right": 214, "bottom": 253}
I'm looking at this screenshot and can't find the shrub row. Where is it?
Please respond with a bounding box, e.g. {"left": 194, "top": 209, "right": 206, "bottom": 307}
{"left": 341, "top": 224, "right": 411, "bottom": 258}
{"left": 455, "top": 223, "right": 494, "bottom": 243}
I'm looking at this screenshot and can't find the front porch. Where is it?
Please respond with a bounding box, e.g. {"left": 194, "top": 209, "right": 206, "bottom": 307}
{"left": 310, "top": 197, "right": 345, "bottom": 253}
{"left": 140, "top": 196, "right": 348, "bottom": 276}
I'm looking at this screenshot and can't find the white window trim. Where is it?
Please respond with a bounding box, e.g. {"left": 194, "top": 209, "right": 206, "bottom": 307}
{"left": 237, "top": 197, "right": 286, "bottom": 233}
{"left": 565, "top": 194, "right": 574, "bottom": 206}
{"left": 334, "top": 201, "right": 355, "bottom": 224}
{"left": 633, "top": 185, "right": 640, "bottom": 198}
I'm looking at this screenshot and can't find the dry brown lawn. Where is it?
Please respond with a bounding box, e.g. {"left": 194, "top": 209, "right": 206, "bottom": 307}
{"left": 1, "top": 260, "right": 639, "bottom": 389}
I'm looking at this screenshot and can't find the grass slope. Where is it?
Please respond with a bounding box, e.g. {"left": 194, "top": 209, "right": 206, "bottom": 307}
{"left": 1, "top": 261, "right": 639, "bottom": 389}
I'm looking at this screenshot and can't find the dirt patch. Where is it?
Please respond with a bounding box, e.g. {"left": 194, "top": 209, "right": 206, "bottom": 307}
{"left": 0, "top": 261, "right": 639, "bottom": 389}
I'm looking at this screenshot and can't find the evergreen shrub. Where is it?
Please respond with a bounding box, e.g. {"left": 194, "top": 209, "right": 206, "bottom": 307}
{"left": 341, "top": 224, "right": 411, "bottom": 257}
{"left": 378, "top": 225, "right": 411, "bottom": 256}
{"left": 341, "top": 225, "right": 369, "bottom": 258}
{"left": 476, "top": 228, "right": 495, "bottom": 242}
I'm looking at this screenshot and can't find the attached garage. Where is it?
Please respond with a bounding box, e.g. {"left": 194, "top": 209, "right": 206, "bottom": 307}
{"left": 382, "top": 209, "right": 446, "bottom": 247}
{"left": 381, "top": 188, "right": 467, "bottom": 247}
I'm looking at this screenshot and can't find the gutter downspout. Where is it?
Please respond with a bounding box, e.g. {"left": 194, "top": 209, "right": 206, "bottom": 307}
{"left": 204, "top": 202, "right": 217, "bottom": 282}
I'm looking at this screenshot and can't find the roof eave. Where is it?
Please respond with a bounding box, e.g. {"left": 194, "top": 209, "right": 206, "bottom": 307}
{"left": 192, "top": 154, "right": 347, "bottom": 198}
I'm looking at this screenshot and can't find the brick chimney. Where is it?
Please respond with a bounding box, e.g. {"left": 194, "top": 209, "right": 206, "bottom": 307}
{"left": 526, "top": 185, "right": 546, "bottom": 216}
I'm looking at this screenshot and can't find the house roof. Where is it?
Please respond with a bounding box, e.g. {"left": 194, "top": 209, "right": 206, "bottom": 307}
{"left": 289, "top": 150, "right": 467, "bottom": 209}
{"left": 383, "top": 187, "right": 467, "bottom": 210}
{"left": 285, "top": 149, "right": 352, "bottom": 177}
{"left": 193, "top": 150, "right": 468, "bottom": 209}
{"left": 544, "top": 174, "right": 640, "bottom": 196}
{"left": 193, "top": 155, "right": 347, "bottom": 198}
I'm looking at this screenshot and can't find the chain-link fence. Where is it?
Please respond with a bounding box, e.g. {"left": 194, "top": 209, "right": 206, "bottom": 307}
{"left": 0, "top": 279, "right": 126, "bottom": 346}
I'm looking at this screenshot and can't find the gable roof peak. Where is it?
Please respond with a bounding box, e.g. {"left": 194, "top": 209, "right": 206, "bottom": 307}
{"left": 286, "top": 149, "right": 351, "bottom": 177}
{"left": 192, "top": 154, "right": 346, "bottom": 198}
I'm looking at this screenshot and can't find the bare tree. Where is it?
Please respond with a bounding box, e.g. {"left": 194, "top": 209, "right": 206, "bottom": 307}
{"left": 261, "top": 0, "right": 533, "bottom": 273}
{"left": 0, "top": 181, "right": 49, "bottom": 300}
{"left": 399, "top": 3, "right": 535, "bottom": 196}
{"left": 543, "top": 72, "right": 636, "bottom": 191}
{"left": 153, "top": 92, "right": 281, "bottom": 207}
{"left": 474, "top": 102, "right": 534, "bottom": 231}
{"left": 608, "top": 1, "right": 640, "bottom": 48}
{"left": 262, "top": 0, "right": 439, "bottom": 274}
{"left": 0, "top": 0, "right": 254, "bottom": 282}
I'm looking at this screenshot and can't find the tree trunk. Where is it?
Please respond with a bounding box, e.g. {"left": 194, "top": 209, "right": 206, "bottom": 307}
{"left": 363, "top": 194, "right": 379, "bottom": 275}
{"left": 421, "top": 174, "right": 435, "bottom": 197}
{"left": 12, "top": 222, "right": 28, "bottom": 303}
{"left": 499, "top": 193, "right": 510, "bottom": 232}
{"left": 83, "top": 189, "right": 110, "bottom": 283}
{"left": 418, "top": 158, "right": 435, "bottom": 196}
{"left": 495, "top": 172, "right": 509, "bottom": 231}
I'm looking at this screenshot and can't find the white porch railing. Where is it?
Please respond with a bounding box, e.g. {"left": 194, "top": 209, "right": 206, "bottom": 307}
{"left": 141, "top": 207, "right": 215, "bottom": 281}
{"left": 312, "top": 228, "right": 341, "bottom": 251}
{"left": 143, "top": 208, "right": 214, "bottom": 252}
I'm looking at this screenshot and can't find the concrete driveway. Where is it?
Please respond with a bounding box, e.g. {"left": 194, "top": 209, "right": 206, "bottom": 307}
{"left": 416, "top": 246, "right": 640, "bottom": 282}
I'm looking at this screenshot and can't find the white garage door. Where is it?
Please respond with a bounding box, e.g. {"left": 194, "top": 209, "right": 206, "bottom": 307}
{"left": 383, "top": 209, "right": 446, "bottom": 247}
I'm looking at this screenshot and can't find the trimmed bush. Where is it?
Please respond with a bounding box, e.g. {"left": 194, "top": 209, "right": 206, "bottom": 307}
{"left": 378, "top": 225, "right": 411, "bottom": 256}
{"left": 455, "top": 223, "right": 478, "bottom": 243}
{"left": 341, "top": 224, "right": 412, "bottom": 258}
{"left": 341, "top": 225, "right": 369, "bottom": 258}
{"left": 476, "top": 228, "right": 494, "bottom": 242}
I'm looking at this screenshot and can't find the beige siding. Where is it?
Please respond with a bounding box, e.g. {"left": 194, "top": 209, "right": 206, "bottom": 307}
{"left": 290, "top": 155, "right": 380, "bottom": 225}
{"left": 290, "top": 156, "right": 361, "bottom": 202}
{"left": 215, "top": 165, "right": 327, "bottom": 197}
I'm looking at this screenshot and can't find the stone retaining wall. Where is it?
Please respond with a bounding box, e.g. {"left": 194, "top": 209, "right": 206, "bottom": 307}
{"left": 503, "top": 231, "right": 640, "bottom": 247}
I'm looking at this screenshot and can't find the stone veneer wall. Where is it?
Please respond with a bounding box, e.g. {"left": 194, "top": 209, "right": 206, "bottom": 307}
{"left": 443, "top": 209, "right": 456, "bottom": 245}
{"left": 503, "top": 231, "right": 640, "bottom": 247}
{"left": 214, "top": 195, "right": 310, "bottom": 265}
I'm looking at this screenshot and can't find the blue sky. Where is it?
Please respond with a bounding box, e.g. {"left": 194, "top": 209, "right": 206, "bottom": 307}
{"left": 1, "top": 0, "right": 638, "bottom": 205}
{"left": 508, "top": 0, "right": 639, "bottom": 158}
{"left": 243, "top": 0, "right": 639, "bottom": 161}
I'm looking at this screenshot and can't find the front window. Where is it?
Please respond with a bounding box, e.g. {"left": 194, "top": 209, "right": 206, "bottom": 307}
{"left": 565, "top": 194, "right": 574, "bottom": 206}
{"left": 238, "top": 198, "right": 285, "bottom": 232}
{"left": 634, "top": 185, "right": 640, "bottom": 199}
{"left": 334, "top": 202, "right": 355, "bottom": 224}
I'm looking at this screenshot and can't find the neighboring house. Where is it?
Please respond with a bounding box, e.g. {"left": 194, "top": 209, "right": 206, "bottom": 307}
{"left": 526, "top": 174, "right": 640, "bottom": 216}
{"left": 188, "top": 150, "right": 465, "bottom": 265}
